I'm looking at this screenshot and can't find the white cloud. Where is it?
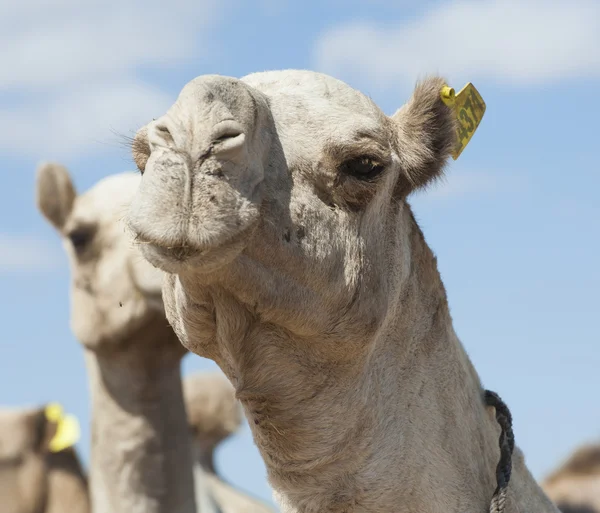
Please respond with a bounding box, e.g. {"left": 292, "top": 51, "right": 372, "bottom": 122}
{"left": 0, "top": 234, "right": 61, "bottom": 272}
{"left": 0, "top": 0, "right": 225, "bottom": 157}
{"left": 0, "top": 80, "right": 173, "bottom": 158}
{"left": 0, "top": 0, "right": 222, "bottom": 91}
{"left": 314, "top": 0, "right": 600, "bottom": 91}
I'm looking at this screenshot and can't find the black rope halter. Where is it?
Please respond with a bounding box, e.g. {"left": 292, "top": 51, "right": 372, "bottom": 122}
{"left": 484, "top": 390, "right": 515, "bottom": 513}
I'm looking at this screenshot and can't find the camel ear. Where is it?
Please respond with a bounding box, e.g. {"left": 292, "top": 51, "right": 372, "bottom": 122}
{"left": 131, "top": 125, "right": 151, "bottom": 173}
{"left": 35, "top": 162, "right": 76, "bottom": 231}
{"left": 391, "top": 76, "right": 457, "bottom": 196}
{"left": 42, "top": 403, "right": 80, "bottom": 453}
{"left": 29, "top": 408, "right": 58, "bottom": 454}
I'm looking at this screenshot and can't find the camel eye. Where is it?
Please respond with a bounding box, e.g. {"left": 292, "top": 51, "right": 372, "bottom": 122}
{"left": 339, "top": 157, "right": 385, "bottom": 181}
{"left": 67, "top": 228, "right": 93, "bottom": 253}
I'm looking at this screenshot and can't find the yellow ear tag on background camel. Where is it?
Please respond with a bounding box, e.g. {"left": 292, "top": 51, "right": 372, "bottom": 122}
{"left": 44, "top": 402, "right": 81, "bottom": 453}
{"left": 440, "top": 83, "right": 486, "bottom": 160}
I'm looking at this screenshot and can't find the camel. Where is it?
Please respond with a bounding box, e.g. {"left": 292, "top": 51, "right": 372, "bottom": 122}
{"left": 542, "top": 443, "right": 600, "bottom": 513}
{"left": 36, "top": 167, "right": 198, "bottom": 513}
{"left": 183, "top": 371, "right": 275, "bottom": 513}
{"left": 0, "top": 403, "right": 89, "bottom": 513}
{"left": 125, "top": 69, "right": 560, "bottom": 513}
{"left": 0, "top": 378, "right": 270, "bottom": 513}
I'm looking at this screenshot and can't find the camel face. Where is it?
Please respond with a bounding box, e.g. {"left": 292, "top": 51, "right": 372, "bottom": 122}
{"left": 128, "top": 70, "right": 456, "bottom": 346}
{"left": 0, "top": 407, "right": 53, "bottom": 513}
{"left": 128, "top": 75, "right": 272, "bottom": 276}
{"left": 36, "top": 167, "right": 166, "bottom": 352}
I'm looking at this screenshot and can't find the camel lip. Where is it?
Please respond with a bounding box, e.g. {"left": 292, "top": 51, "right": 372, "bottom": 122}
{"left": 134, "top": 225, "right": 255, "bottom": 275}
{"left": 139, "top": 241, "right": 206, "bottom": 266}
{"left": 139, "top": 242, "right": 215, "bottom": 275}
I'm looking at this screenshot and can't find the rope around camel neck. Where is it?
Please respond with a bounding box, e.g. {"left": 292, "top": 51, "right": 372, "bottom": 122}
{"left": 484, "top": 390, "right": 515, "bottom": 513}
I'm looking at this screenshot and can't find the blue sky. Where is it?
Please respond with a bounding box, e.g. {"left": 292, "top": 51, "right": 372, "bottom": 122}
{"left": 1, "top": 0, "right": 599, "bottom": 506}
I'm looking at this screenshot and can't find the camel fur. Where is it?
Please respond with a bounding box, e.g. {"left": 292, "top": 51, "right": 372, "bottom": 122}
{"left": 36, "top": 167, "right": 197, "bottom": 513}
{"left": 542, "top": 443, "right": 600, "bottom": 513}
{"left": 0, "top": 404, "right": 89, "bottom": 513}
{"left": 184, "top": 371, "right": 275, "bottom": 513}
{"left": 125, "top": 69, "right": 560, "bottom": 513}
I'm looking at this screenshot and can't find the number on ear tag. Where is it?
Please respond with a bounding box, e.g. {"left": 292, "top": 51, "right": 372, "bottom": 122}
{"left": 440, "top": 83, "right": 486, "bottom": 160}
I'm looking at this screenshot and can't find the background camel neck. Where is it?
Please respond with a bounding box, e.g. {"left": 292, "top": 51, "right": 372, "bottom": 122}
{"left": 194, "top": 445, "right": 217, "bottom": 476}
{"left": 84, "top": 342, "right": 196, "bottom": 513}
{"left": 45, "top": 448, "right": 90, "bottom": 513}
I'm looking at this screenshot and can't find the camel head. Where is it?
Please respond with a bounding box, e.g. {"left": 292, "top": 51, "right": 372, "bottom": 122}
{"left": 126, "top": 70, "right": 456, "bottom": 358}
{"left": 0, "top": 404, "right": 80, "bottom": 513}
{"left": 183, "top": 371, "right": 242, "bottom": 458}
{"left": 36, "top": 165, "right": 180, "bottom": 356}
{"left": 542, "top": 445, "right": 600, "bottom": 513}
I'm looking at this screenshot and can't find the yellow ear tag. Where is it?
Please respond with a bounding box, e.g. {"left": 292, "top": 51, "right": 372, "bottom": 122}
{"left": 440, "top": 83, "right": 486, "bottom": 160}
{"left": 44, "top": 403, "right": 81, "bottom": 453}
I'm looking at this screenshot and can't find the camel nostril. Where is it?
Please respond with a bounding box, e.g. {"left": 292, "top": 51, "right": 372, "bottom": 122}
{"left": 211, "top": 120, "right": 246, "bottom": 151}
{"left": 156, "top": 125, "right": 170, "bottom": 135}
{"left": 148, "top": 121, "right": 175, "bottom": 148}
{"left": 214, "top": 128, "right": 243, "bottom": 142}
{"left": 210, "top": 122, "right": 246, "bottom": 159}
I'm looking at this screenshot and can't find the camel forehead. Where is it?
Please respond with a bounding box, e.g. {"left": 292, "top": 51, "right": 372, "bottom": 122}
{"left": 70, "top": 172, "right": 140, "bottom": 227}
{"left": 242, "top": 70, "right": 380, "bottom": 112}
{"left": 175, "top": 70, "right": 387, "bottom": 137}
{"left": 245, "top": 70, "right": 386, "bottom": 129}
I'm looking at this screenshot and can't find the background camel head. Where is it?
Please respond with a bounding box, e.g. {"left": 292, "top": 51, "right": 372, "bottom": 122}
{"left": 183, "top": 371, "right": 242, "bottom": 455}
{"left": 0, "top": 404, "right": 77, "bottom": 513}
{"left": 126, "top": 70, "right": 456, "bottom": 357}
{"left": 36, "top": 165, "right": 175, "bottom": 354}
{"left": 542, "top": 444, "right": 600, "bottom": 513}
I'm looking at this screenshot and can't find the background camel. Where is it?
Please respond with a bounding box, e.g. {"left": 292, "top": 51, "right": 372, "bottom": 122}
{"left": 126, "top": 69, "right": 560, "bottom": 513}
{"left": 36, "top": 166, "right": 197, "bottom": 513}
{"left": 542, "top": 444, "right": 600, "bottom": 513}
{"left": 0, "top": 373, "right": 271, "bottom": 513}
{"left": 0, "top": 403, "right": 89, "bottom": 513}
{"left": 184, "top": 371, "right": 275, "bottom": 513}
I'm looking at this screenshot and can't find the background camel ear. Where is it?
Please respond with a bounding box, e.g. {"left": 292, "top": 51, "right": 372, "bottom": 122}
{"left": 131, "top": 126, "right": 150, "bottom": 173}
{"left": 43, "top": 403, "right": 80, "bottom": 453}
{"left": 391, "top": 76, "right": 458, "bottom": 196}
{"left": 35, "top": 162, "right": 76, "bottom": 231}
{"left": 28, "top": 408, "right": 58, "bottom": 454}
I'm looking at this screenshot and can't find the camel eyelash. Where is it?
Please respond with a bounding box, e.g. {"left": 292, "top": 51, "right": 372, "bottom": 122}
{"left": 338, "top": 156, "right": 386, "bottom": 182}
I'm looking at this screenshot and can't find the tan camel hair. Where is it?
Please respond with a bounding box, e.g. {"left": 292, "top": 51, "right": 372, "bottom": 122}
{"left": 0, "top": 405, "right": 89, "bottom": 513}
{"left": 36, "top": 168, "right": 197, "bottom": 513}
{"left": 184, "top": 371, "right": 276, "bottom": 513}
{"left": 0, "top": 375, "right": 271, "bottom": 513}
{"left": 542, "top": 443, "right": 600, "bottom": 513}
{"left": 125, "top": 69, "right": 560, "bottom": 513}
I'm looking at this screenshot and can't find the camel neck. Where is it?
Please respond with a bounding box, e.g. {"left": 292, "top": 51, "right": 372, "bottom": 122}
{"left": 194, "top": 445, "right": 217, "bottom": 475}
{"left": 45, "top": 448, "right": 90, "bottom": 513}
{"left": 85, "top": 349, "right": 196, "bottom": 513}
{"left": 232, "top": 217, "right": 559, "bottom": 513}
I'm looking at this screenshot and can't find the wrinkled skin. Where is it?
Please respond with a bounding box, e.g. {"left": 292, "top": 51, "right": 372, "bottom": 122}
{"left": 127, "top": 70, "right": 558, "bottom": 513}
